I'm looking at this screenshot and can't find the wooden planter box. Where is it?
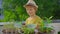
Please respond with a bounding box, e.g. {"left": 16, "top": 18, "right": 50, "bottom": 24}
{"left": 33, "top": 29, "right": 55, "bottom": 34}
{"left": 39, "top": 31, "right": 54, "bottom": 34}
{"left": 2, "top": 29, "right": 18, "bottom": 34}
{"left": 36, "top": 32, "right": 54, "bottom": 34}
{"left": 17, "top": 29, "right": 54, "bottom": 34}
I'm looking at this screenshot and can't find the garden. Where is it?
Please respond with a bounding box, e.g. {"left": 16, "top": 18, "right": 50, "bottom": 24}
{"left": 0, "top": 0, "right": 60, "bottom": 34}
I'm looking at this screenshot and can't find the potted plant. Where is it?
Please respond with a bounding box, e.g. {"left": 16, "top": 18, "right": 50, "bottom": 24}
{"left": 17, "top": 16, "right": 54, "bottom": 34}
{"left": 36, "top": 16, "right": 55, "bottom": 34}
{"left": 2, "top": 22, "right": 19, "bottom": 34}
{"left": 20, "top": 27, "right": 34, "bottom": 34}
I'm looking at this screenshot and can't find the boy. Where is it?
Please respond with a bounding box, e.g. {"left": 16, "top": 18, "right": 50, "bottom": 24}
{"left": 24, "top": 0, "right": 43, "bottom": 28}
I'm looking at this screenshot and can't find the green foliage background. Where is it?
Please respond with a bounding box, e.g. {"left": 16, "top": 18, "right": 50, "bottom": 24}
{"left": 0, "top": 0, "right": 60, "bottom": 22}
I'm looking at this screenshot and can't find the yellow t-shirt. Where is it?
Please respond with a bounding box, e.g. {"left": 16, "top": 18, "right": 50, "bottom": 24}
{"left": 26, "top": 15, "right": 43, "bottom": 26}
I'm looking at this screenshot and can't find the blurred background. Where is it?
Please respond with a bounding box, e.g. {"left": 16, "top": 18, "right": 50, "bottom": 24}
{"left": 0, "top": 0, "right": 60, "bottom": 22}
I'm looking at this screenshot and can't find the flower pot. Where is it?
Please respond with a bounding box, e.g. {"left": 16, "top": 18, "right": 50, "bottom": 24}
{"left": 2, "top": 29, "right": 18, "bottom": 34}
{"left": 39, "top": 30, "right": 54, "bottom": 34}
{"left": 34, "top": 29, "right": 55, "bottom": 34}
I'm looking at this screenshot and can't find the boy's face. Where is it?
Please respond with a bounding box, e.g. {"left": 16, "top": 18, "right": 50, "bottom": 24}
{"left": 26, "top": 6, "right": 36, "bottom": 16}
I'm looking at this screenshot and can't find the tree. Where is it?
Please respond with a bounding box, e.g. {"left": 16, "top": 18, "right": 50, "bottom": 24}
{"left": 1, "top": 0, "right": 60, "bottom": 22}
{"left": 2, "top": 0, "right": 28, "bottom": 21}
